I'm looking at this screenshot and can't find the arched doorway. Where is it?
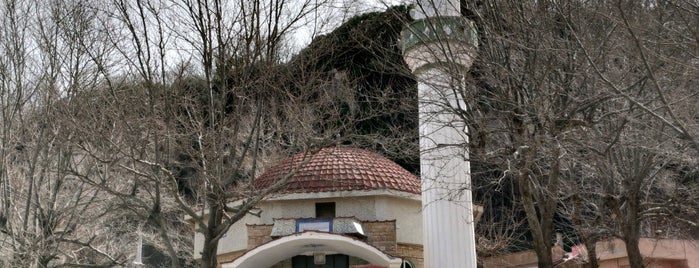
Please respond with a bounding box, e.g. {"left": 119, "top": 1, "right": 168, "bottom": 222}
{"left": 223, "top": 231, "right": 402, "bottom": 268}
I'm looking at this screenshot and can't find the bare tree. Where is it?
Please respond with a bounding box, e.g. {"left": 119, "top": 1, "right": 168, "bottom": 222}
{"left": 0, "top": 0, "right": 134, "bottom": 267}
{"left": 55, "top": 1, "right": 350, "bottom": 267}
{"left": 405, "top": 0, "right": 697, "bottom": 267}
{"left": 558, "top": 1, "right": 698, "bottom": 267}
{"left": 0, "top": 0, "right": 348, "bottom": 267}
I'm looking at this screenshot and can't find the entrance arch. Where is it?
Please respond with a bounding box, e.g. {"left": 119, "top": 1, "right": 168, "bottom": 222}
{"left": 223, "top": 231, "right": 402, "bottom": 268}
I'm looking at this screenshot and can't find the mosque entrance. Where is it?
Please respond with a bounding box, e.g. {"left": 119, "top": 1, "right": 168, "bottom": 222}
{"left": 292, "top": 254, "right": 349, "bottom": 268}
{"left": 224, "top": 232, "right": 402, "bottom": 268}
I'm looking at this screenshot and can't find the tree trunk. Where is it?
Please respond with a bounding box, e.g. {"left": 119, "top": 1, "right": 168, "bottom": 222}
{"left": 518, "top": 172, "right": 553, "bottom": 268}
{"left": 200, "top": 204, "right": 223, "bottom": 268}
{"left": 623, "top": 235, "right": 644, "bottom": 268}
{"left": 622, "top": 199, "right": 644, "bottom": 268}
{"left": 516, "top": 144, "right": 556, "bottom": 268}
{"left": 200, "top": 238, "right": 219, "bottom": 268}
{"left": 584, "top": 238, "right": 599, "bottom": 268}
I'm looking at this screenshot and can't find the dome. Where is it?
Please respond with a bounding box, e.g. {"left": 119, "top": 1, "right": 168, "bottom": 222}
{"left": 255, "top": 147, "right": 420, "bottom": 195}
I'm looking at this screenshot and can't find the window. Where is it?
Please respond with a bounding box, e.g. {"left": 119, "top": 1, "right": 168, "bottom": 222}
{"left": 315, "top": 202, "right": 335, "bottom": 218}
{"left": 401, "top": 260, "right": 414, "bottom": 268}
{"left": 296, "top": 218, "right": 332, "bottom": 232}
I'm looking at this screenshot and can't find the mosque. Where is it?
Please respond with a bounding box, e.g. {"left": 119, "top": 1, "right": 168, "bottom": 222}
{"left": 189, "top": 0, "right": 699, "bottom": 266}
{"left": 192, "top": 0, "right": 482, "bottom": 267}
{"left": 191, "top": 146, "right": 482, "bottom": 268}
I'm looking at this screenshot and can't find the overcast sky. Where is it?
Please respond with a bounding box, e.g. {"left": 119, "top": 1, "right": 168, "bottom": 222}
{"left": 290, "top": 0, "right": 409, "bottom": 51}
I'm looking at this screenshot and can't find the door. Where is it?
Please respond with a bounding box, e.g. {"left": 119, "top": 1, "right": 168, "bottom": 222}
{"left": 291, "top": 254, "right": 349, "bottom": 268}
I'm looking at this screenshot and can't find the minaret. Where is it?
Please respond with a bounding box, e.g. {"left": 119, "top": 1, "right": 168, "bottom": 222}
{"left": 401, "top": 1, "right": 478, "bottom": 267}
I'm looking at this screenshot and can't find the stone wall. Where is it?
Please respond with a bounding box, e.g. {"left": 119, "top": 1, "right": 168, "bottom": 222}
{"left": 216, "top": 250, "right": 244, "bottom": 268}
{"left": 246, "top": 224, "right": 273, "bottom": 250}
{"left": 397, "top": 243, "right": 424, "bottom": 267}
{"left": 362, "top": 220, "right": 397, "bottom": 255}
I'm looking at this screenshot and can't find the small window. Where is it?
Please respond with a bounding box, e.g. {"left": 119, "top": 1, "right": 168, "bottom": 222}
{"left": 296, "top": 218, "right": 332, "bottom": 232}
{"left": 315, "top": 202, "right": 335, "bottom": 218}
{"left": 401, "top": 260, "right": 414, "bottom": 268}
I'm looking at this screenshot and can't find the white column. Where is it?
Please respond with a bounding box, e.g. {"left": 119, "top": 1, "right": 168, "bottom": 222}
{"left": 418, "top": 69, "right": 476, "bottom": 268}
{"left": 401, "top": 0, "right": 479, "bottom": 267}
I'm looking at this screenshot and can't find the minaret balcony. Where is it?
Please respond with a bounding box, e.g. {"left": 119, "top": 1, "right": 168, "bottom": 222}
{"left": 401, "top": 16, "right": 478, "bottom": 72}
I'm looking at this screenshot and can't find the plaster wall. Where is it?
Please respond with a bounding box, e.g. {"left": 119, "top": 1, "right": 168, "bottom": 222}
{"left": 193, "top": 213, "right": 263, "bottom": 259}
{"left": 195, "top": 194, "right": 422, "bottom": 258}
{"left": 193, "top": 205, "right": 270, "bottom": 259}
{"left": 682, "top": 239, "right": 699, "bottom": 268}
{"left": 595, "top": 238, "right": 699, "bottom": 268}
{"left": 374, "top": 196, "right": 422, "bottom": 245}
{"left": 639, "top": 238, "right": 698, "bottom": 266}
{"left": 257, "top": 196, "right": 379, "bottom": 222}
{"left": 482, "top": 238, "right": 699, "bottom": 268}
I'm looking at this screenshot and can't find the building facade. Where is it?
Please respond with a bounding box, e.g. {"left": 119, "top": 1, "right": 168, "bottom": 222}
{"left": 190, "top": 147, "right": 483, "bottom": 268}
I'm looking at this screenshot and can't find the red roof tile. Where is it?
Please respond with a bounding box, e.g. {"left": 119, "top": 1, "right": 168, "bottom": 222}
{"left": 255, "top": 147, "right": 420, "bottom": 195}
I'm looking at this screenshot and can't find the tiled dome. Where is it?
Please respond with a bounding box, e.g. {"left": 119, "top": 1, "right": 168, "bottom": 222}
{"left": 255, "top": 147, "right": 420, "bottom": 195}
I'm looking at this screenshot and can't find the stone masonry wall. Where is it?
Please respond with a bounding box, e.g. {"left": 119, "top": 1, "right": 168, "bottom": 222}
{"left": 216, "top": 250, "right": 244, "bottom": 268}
{"left": 397, "top": 243, "right": 424, "bottom": 267}
{"left": 362, "top": 220, "right": 397, "bottom": 255}
{"left": 246, "top": 224, "right": 273, "bottom": 250}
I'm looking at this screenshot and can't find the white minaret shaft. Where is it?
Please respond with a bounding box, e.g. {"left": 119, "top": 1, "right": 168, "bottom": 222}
{"left": 401, "top": 1, "right": 479, "bottom": 267}
{"left": 419, "top": 71, "right": 476, "bottom": 268}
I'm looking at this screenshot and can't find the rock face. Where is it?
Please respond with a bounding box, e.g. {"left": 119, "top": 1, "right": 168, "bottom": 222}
{"left": 172, "top": 6, "right": 420, "bottom": 198}
{"left": 290, "top": 5, "right": 419, "bottom": 174}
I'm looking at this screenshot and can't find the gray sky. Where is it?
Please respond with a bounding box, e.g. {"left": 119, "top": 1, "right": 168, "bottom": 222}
{"left": 290, "top": 0, "right": 409, "bottom": 52}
